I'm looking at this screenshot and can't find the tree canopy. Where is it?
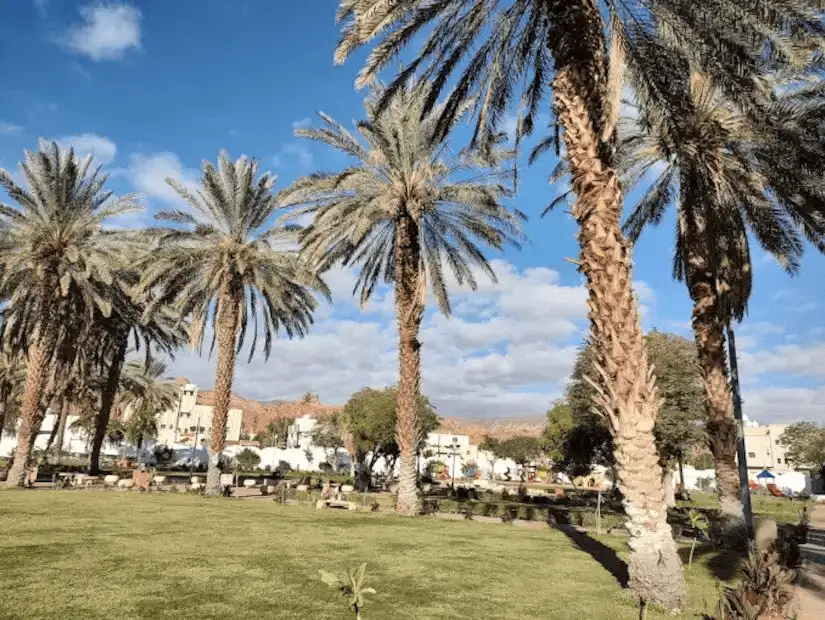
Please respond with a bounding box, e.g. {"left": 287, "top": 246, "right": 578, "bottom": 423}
{"left": 779, "top": 422, "right": 825, "bottom": 477}
{"left": 547, "top": 330, "right": 705, "bottom": 476}
{"left": 342, "top": 387, "right": 439, "bottom": 469}
{"left": 492, "top": 435, "right": 543, "bottom": 466}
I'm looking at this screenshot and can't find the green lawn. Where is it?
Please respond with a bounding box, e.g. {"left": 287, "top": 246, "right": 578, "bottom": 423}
{"left": 678, "top": 491, "right": 811, "bottom": 525}
{"left": 0, "top": 491, "right": 727, "bottom": 620}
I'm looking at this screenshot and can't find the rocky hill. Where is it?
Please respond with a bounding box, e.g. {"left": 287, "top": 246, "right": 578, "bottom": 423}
{"left": 196, "top": 390, "right": 544, "bottom": 443}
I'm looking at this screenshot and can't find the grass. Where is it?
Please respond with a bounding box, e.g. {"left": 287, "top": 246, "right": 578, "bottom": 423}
{"left": 678, "top": 491, "right": 811, "bottom": 524}
{"left": 0, "top": 491, "right": 730, "bottom": 620}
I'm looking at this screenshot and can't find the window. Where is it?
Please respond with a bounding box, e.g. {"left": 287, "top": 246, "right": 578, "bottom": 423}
{"left": 160, "top": 424, "right": 166, "bottom": 429}
{"left": 748, "top": 452, "right": 756, "bottom": 458}
{"left": 190, "top": 426, "right": 196, "bottom": 432}
{"left": 776, "top": 458, "right": 782, "bottom": 464}
{"left": 199, "top": 427, "right": 205, "bottom": 433}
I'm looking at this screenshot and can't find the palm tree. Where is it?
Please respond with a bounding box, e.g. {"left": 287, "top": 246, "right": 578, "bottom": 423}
{"left": 280, "top": 81, "right": 523, "bottom": 516}
{"left": 618, "top": 67, "right": 825, "bottom": 528}
{"left": 0, "top": 141, "right": 139, "bottom": 488}
{"left": 115, "top": 358, "right": 179, "bottom": 463}
{"left": 86, "top": 278, "right": 185, "bottom": 475}
{"left": 138, "top": 152, "right": 329, "bottom": 495}
{"left": 0, "top": 349, "right": 24, "bottom": 443}
{"left": 331, "top": 1, "right": 825, "bottom": 608}
{"left": 117, "top": 358, "right": 179, "bottom": 415}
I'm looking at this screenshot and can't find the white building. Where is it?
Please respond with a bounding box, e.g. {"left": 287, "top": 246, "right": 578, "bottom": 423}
{"left": 155, "top": 383, "right": 243, "bottom": 447}
{"left": 0, "top": 411, "right": 120, "bottom": 458}
{"left": 287, "top": 414, "right": 318, "bottom": 449}
{"left": 743, "top": 424, "right": 793, "bottom": 473}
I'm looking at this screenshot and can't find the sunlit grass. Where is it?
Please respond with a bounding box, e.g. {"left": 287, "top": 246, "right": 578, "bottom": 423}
{"left": 0, "top": 491, "right": 728, "bottom": 619}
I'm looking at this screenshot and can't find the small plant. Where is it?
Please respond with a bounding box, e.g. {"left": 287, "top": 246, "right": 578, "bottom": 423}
{"left": 688, "top": 509, "right": 710, "bottom": 569}
{"left": 319, "top": 563, "right": 376, "bottom": 620}
{"left": 501, "top": 505, "right": 518, "bottom": 523}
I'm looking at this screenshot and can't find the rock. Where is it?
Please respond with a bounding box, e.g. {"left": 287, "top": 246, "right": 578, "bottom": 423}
{"left": 341, "top": 484, "right": 354, "bottom": 493}
{"left": 242, "top": 479, "right": 257, "bottom": 488}
{"left": 190, "top": 483, "right": 204, "bottom": 491}
{"left": 153, "top": 476, "right": 167, "bottom": 485}
{"left": 754, "top": 517, "right": 778, "bottom": 551}
{"left": 103, "top": 475, "right": 120, "bottom": 486}
{"left": 296, "top": 484, "right": 310, "bottom": 492}
{"left": 190, "top": 476, "right": 201, "bottom": 485}
{"left": 117, "top": 479, "right": 135, "bottom": 489}
{"left": 264, "top": 485, "right": 277, "bottom": 496}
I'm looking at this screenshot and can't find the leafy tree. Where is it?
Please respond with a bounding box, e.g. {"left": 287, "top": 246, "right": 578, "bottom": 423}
{"left": 139, "top": 152, "right": 329, "bottom": 495}
{"left": 0, "top": 141, "right": 139, "bottom": 487}
{"left": 123, "top": 402, "right": 159, "bottom": 463}
{"left": 554, "top": 332, "right": 704, "bottom": 485}
{"left": 312, "top": 415, "right": 345, "bottom": 471}
{"left": 257, "top": 418, "right": 293, "bottom": 449}
{"left": 494, "top": 436, "right": 543, "bottom": 471}
{"left": 282, "top": 80, "right": 522, "bottom": 516}
{"left": 234, "top": 447, "right": 261, "bottom": 471}
{"left": 619, "top": 63, "right": 825, "bottom": 524}
{"left": 332, "top": 0, "right": 825, "bottom": 608}
{"left": 542, "top": 401, "right": 573, "bottom": 466}
{"left": 479, "top": 434, "right": 501, "bottom": 479}
{"left": 342, "top": 387, "right": 439, "bottom": 488}
{"left": 779, "top": 422, "right": 825, "bottom": 479}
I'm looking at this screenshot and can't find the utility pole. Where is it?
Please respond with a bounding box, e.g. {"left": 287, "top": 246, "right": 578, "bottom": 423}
{"left": 726, "top": 324, "right": 754, "bottom": 534}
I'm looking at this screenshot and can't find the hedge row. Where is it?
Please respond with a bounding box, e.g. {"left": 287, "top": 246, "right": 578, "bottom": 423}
{"left": 427, "top": 497, "right": 626, "bottom": 529}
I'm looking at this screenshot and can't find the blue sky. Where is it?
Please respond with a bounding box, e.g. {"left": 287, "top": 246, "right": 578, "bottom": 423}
{"left": 1, "top": 1, "right": 823, "bottom": 423}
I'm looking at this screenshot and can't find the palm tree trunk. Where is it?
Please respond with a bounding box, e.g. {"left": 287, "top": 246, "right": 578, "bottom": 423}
{"left": 205, "top": 287, "right": 241, "bottom": 496}
{"left": 663, "top": 466, "right": 676, "bottom": 508}
{"left": 53, "top": 399, "right": 70, "bottom": 465}
{"left": 88, "top": 333, "right": 129, "bottom": 475}
{"left": 4, "top": 323, "right": 57, "bottom": 488}
{"left": 688, "top": 272, "right": 743, "bottom": 526}
{"left": 548, "top": 0, "right": 686, "bottom": 609}
{"left": 43, "top": 402, "right": 61, "bottom": 455}
{"left": 0, "top": 391, "right": 8, "bottom": 443}
{"left": 393, "top": 213, "right": 424, "bottom": 516}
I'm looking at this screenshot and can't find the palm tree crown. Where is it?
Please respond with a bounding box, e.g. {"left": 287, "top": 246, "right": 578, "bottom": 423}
{"left": 281, "top": 81, "right": 524, "bottom": 315}
{"left": 334, "top": 1, "right": 825, "bottom": 151}
{"left": 0, "top": 141, "right": 140, "bottom": 344}
{"left": 139, "top": 151, "right": 329, "bottom": 358}
{"left": 117, "top": 358, "right": 179, "bottom": 416}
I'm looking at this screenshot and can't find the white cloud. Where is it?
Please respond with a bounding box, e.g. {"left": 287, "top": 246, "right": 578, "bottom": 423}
{"left": 0, "top": 121, "right": 23, "bottom": 135}
{"left": 166, "top": 259, "right": 589, "bottom": 418}
{"left": 65, "top": 3, "right": 141, "bottom": 61}
{"left": 272, "top": 143, "right": 313, "bottom": 169}
{"left": 740, "top": 343, "right": 825, "bottom": 380}
{"left": 54, "top": 133, "right": 117, "bottom": 164}
{"left": 292, "top": 117, "right": 312, "bottom": 130}
{"left": 129, "top": 152, "right": 200, "bottom": 204}
{"left": 742, "top": 386, "right": 825, "bottom": 425}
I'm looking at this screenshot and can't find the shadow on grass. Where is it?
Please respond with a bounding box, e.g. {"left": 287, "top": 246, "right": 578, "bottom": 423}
{"left": 679, "top": 543, "right": 745, "bottom": 582}
{"left": 553, "top": 524, "right": 629, "bottom": 588}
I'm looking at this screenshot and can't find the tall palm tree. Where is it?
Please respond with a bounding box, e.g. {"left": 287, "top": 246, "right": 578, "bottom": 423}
{"left": 0, "top": 141, "right": 139, "bottom": 488}
{"left": 117, "top": 358, "right": 179, "bottom": 415}
{"left": 86, "top": 277, "right": 186, "bottom": 475}
{"left": 0, "top": 349, "right": 24, "bottom": 443}
{"left": 330, "top": 0, "right": 825, "bottom": 608}
{"left": 138, "top": 152, "right": 329, "bottom": 495}
{"left": 618, "top": 67, "right": 825, "bottom": 528}
{"left": 280, "top": 81, "right": 523, "bottom": 516}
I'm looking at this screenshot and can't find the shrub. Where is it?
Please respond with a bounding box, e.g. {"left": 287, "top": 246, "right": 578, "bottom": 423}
{"left": 319, "top": 563, "right": 376, "bottom": 619}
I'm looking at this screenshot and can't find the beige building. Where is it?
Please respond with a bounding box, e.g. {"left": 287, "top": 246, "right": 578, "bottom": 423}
{"left": 155, "top": 383, "right": 243, "bottom": 447}
{"left": 743, "top": 424, "right": 792, "bottom": 473}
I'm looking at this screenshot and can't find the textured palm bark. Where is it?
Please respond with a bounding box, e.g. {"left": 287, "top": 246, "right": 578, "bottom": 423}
{"left": 393, "top": 213, "right": 424, "bottom": 516}
{"left": 689, "top": 273, "right": 743, "bottom": 523}
{"left": 53, "top": 399, "right": 70, "bottom": 465}
{"left": 4, "top": 324, "right": 57, "bottom": 488}
{"left": 547, "top": 0, "right": 686, "bottom": 609}
{"left": 205, "top": 288, "right": 241, "bottom": 496}
{"left": 88, "top": 333, "right": 129, "bottom": 475}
